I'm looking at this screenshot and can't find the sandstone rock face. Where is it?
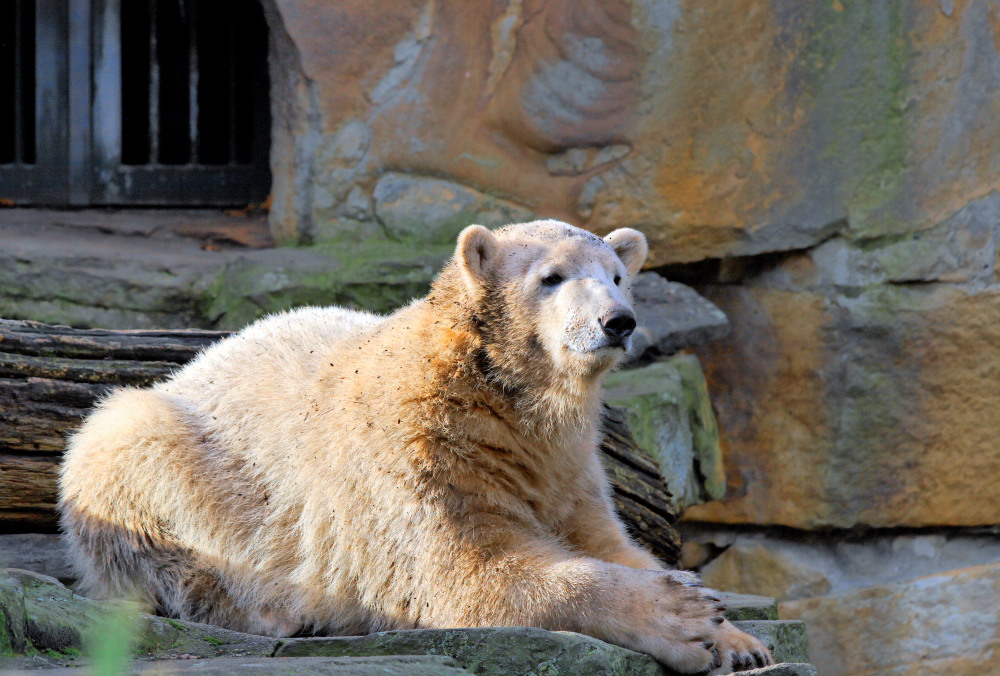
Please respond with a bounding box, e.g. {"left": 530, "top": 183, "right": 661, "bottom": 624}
{"left": 370, "top": 173, "right": 534, "bottom": 245}
{"left": 254, "top": 0, "right": 1000, "bottom": 534}
{"left": 684, "top": 528, "right": 1000, "bottom": 676}
{"left": 261, "top": 2, "right": 1000, "bottom": 265}
{"left": 701, "top": 544, "right": 832, "bottom": 603}
{"left": 687, "top": 528, "right": 1000, "bottom": 602}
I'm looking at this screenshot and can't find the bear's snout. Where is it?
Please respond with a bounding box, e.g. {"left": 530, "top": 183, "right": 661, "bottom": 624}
{"left": 600, "top": 310, "right": 636, "bottom": 346}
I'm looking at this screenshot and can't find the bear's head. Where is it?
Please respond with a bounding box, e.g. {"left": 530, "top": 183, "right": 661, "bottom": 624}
{"left": 453, "top": 219, "right": 647, "bottom": 384}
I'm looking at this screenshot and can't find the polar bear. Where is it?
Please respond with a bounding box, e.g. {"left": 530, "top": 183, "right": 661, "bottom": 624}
{"left": 60, "top": 220, "right": 771, "bottom": 674}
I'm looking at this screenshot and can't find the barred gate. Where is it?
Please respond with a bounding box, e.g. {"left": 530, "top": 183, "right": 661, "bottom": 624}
{"left": 0, "top": 0, "right": 271, "bottom": 206}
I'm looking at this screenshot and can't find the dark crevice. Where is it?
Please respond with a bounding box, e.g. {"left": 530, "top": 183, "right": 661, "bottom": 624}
{"left": 652, "top": 221, "right": 848, "bottom": 286}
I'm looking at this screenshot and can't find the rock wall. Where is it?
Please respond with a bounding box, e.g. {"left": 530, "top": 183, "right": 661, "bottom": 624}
{"left": 252, "top": 2, "right": 1000, "bottom": 676}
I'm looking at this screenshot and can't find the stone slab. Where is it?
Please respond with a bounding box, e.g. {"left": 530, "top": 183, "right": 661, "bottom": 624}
{"left": 0, "top": 655, "right": 473, "bottom": 675}
{"left": 1, "top": 567, "right": 813, "bottom": 675}
{"left": 0, "top": 569, "right": 279, "bottom": 660}
{"left": 0, "top": 657, "right": 821, "bottom": 676}
{"left": 276, "top": 627, "right": 663, "bottom": 676}
{"left": 739, "top": 666, "right": 816, "bottom": 676}
{"left": 0, "top": 212, "right": 446, "bottom": 331}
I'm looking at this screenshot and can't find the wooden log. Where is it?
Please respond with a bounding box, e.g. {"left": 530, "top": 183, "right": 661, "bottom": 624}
{"left": 0, "top": 319, "right": 681, "bottom": 563}
{"left": 601, "top": 405, "right": 681, "bottom": 564}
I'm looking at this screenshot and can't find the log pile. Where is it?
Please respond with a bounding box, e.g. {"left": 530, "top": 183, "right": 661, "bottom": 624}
{"left": 0, "top": 318, "right": 681, "bottom": 564}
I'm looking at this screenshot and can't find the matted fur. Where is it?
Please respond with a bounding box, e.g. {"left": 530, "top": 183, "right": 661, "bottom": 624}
{"left": 60, "top": 220, "right": 771, "bottom": 674}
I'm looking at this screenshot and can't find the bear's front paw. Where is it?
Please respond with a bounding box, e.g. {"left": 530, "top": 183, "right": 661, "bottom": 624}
{"left": 703, "top": 619, "right": 773, "bottom": 675}
{"left": 624, "top": 571, "right": 729, "bottom": 674}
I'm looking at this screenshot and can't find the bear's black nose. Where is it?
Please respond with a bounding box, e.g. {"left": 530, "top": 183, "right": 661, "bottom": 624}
{"left": 601, "top": 311, "right": 636, "bottom": 342}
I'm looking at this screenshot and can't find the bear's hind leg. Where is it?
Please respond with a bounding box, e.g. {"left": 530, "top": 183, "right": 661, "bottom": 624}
{"left": 59, "top": 388, "right": 279, "bottom": 634}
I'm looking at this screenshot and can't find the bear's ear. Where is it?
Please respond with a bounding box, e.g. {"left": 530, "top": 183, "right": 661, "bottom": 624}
{"left": 456, "top": 224, "right": 497, "bottom": 292}
{"left": 604, "top": 228, "right": 648, "bottom": 277}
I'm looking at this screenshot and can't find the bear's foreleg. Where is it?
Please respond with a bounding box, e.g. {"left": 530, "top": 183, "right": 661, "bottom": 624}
{"left": 562, "top": 490, "right": 665, "bottom": 570}
{"left": 428, "top": 534, "right": 744, "bottom": 674}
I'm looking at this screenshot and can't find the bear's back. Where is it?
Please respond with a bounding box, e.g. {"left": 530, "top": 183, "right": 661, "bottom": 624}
{"left": 156, "top": 306, "right": 384, "bottom": 460}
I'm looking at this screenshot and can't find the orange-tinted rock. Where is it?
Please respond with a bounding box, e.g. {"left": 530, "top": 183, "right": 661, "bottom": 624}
{"left": 685, "top": 242, "right": 1000, "bottom": 528}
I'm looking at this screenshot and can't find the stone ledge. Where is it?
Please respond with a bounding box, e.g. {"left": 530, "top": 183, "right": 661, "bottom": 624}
{"left": 0, "top": 568, "right": 812, "bottom": 675}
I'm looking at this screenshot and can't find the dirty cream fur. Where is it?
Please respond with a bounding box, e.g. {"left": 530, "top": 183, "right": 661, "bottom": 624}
{"left": 60, "top": 220, "right": 771, "bottom": 674}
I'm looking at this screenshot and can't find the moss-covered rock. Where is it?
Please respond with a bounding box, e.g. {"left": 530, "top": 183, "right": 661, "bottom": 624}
{"left": 0, "top": 569, "right": 812, "bottom": 674}
{"left": 603, "top": 355, "right": 725, "bottom": 509}
{"left": 0, "top": 218, "right": 447, "bottom": 331}
{"left": 0, "top": 655, "right": 476, "bottom": 675}
{"left": 0, "top": 569, "right": 279, "bottom": 666}
{"left": 718, "top": 592, "right": 780, "bottom": 622}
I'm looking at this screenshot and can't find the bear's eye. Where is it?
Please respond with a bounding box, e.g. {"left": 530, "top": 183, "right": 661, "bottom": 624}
{"left": 541, "top": 273, "right": 564, "bottom": 287}
{"left": 614, "top": 274, "right": 622, "bottom": 286}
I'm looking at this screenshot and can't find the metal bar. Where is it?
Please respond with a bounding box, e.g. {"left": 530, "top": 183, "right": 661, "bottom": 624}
{"left": 34, "top": 0, "right": 70, "bottom": 202}
{"left": 67, "top": 0, "right": 92, "bottom": 204}
{"left": 13, "top": 0, "right": 24, "bottom": 164}
{"left": 188, "top": 0, "right": 198, "bottom": 165}
{"left": 227, "top": 6, "right": 236, "bottom": 166}
{"left": 90, "top": 0, "right": 122, "bottom": 203}
{"left": 149, "top": 0, "right": 159, "bottom": 164}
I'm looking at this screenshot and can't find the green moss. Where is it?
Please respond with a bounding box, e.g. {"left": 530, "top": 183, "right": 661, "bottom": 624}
{"left": 165, "top": 618, "right": 188, "bottom": 632}
{"left": 201, "top": 241, "right": 452, "bottom": 330}
{"left": 203, "top": 635, "right": 225, "bottom": 646}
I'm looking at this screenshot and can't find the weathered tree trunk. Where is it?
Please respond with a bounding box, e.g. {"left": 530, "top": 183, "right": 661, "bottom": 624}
{"left": 0, "top": 319, "right": 681, "bottom": 563}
